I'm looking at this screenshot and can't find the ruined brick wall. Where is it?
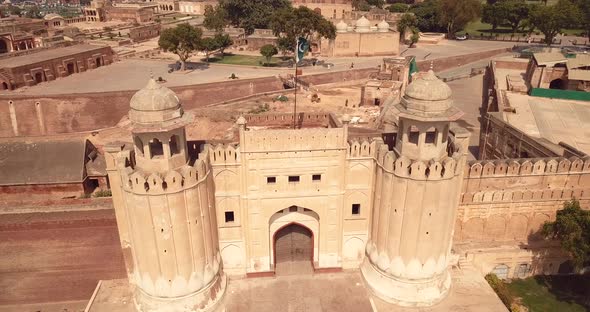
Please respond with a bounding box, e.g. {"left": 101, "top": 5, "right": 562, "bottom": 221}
{"left": 455, "top": 157, "right": 590, "bottom": 244}
{"left": 0, "top": 182, "right": 85, "bottom": 196}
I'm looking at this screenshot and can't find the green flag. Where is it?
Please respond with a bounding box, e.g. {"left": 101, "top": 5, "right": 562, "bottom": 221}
{"left": 409, "top": 57, "right": 418, "bottom": 79}
{"left": 296, "top": 37, "right": 309, "bottom": 63}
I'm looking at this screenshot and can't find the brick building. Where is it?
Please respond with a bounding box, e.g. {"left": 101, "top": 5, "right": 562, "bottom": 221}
{"left": 0, "top": 44, "right": 114, "bottom": 90}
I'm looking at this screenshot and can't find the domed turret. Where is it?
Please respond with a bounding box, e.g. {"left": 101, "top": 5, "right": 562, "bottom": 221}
{"left": 399, "top": 70, "right": 461, "bottom": 120}
{"left": 355, "top": 16, "right": 371, "bottom": 33}
{"left": 129, "top": 78, "right": 189, "bottom": 127}
{"left": 377, "top": 20, "right": 390, "bottom": 32}
{"left": 336, "top": 20, "right": 348, "bottom": 33}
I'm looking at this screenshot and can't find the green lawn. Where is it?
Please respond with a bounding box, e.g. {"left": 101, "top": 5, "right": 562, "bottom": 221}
{"left": 206, "top": 54, "right": 285, "bottom": 67}
{"left": 460, "top": 18, "right": 585, "bottom": 37}
{"left": 506, "top": 276, "right": 589, "bottom": 312}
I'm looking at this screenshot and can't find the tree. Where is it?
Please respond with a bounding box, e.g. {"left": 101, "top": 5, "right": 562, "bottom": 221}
{"left": 214, "top": 33, "right": 233, "bottom": 59}
{"left": 502, "top": 0, "right": 530, "bottom": 33}
{"left": 409, "top": 27, "right": 420, "bottom": 47}
{"left": 277, "top": 36, "right": 294, "bottom": 56}
{"left": 367, "top": 0, "right": 386, "bottom": 8}
{"left": 481, "top": 3, "right": 506, "bottom": 33}
{"left": 260, "top": 44, "right": 278, "bottom": 64}
{"left": 529, "top": 0, "right": 580, "bottom": 45}
{"left": 269, "top": 6, "right": 336, "bottom": 53}
{"left": 410, "top": 0, "right": 445, "bottom": 33}
{"left": 203, "top": 4, "right": 226, "bottom": 32}
{"left": 24, "top": 6, "right": 42, "bottom": 19}
{"left": 158, "top": 23, "right": 203, "bottom": 70}
{"left": 200, "top": 37, "right": 220, "bottom": 62}
{"left": 439, "top": 0, "right": 481, "bottom": 38}
{"left": 388, "top": 3, "right": 409, "bottom": 12}
{"left": 542, "top": 199, "right": 590, "bottom": 269}
{"left": 573, "top": 0, "right": 590, "bottom": 39}
{"left": 218, "top": 0, "right": 291, "bottom": 35}
{"left": 397, "top": 13, "right": 418, "bottom": 40}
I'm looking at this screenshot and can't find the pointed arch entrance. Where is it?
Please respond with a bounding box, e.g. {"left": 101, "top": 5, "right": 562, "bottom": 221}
{"left": 270, "top": 206, "right": 319, "bottom": 275}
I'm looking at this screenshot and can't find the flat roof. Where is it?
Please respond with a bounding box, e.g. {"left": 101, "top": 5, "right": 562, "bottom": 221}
{"left": 504, "top": 92, "right": 590, "bottom": 154}
{"left": 0, "top": 44, "right": 109, "bottom": 69}
{"left": 533, "top": 52, "right": 568, "bottom": 66}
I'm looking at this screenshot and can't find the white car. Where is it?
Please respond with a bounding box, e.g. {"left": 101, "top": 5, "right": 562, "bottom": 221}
{"left": 455, "top": 34, "right": 468, "bottom": 41}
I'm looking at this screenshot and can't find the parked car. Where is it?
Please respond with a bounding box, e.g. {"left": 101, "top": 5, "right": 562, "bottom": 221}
{"left": 455, "top": 34, "right": 468, "bottom": 41}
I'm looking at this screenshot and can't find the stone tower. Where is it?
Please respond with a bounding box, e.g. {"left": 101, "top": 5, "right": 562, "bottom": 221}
{"left": 361, "top": 70, "right": 468, "bottom": 306}
{"left": 104, "top": 79, "right": 226, "bottom": 312}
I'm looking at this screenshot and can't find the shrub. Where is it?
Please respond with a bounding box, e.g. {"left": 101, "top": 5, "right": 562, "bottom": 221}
{"left": 94, "top": 189, "right": 112, "bottom": 197}
{"left": 248, "top": 103, "right": 270, "bottom": 114}
{"left": 485, "top": 273, "right": 514, "bottom": 309}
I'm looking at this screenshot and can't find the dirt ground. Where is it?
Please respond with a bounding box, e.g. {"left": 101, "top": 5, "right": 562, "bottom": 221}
{"left": 0, "top": 210, "right": 125, "bottom": 309}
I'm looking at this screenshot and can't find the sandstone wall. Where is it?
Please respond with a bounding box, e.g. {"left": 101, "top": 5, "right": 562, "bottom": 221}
{"left": 455, "top": 157, "right": 590, "bottom": 244}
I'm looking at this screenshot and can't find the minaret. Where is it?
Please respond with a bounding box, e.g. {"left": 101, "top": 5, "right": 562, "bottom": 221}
{"left": 104, "top": 79, "right": 226, "bottom": 311}
{"left": 361, "top": 70, "right": 467, "bottom": 306}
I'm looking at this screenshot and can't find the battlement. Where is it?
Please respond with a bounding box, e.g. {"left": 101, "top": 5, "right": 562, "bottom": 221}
{"left": 245, "top": 112, "right": 337, "bottom": 128}
{"left": 208, "top": 143, "right": 240, "bottom": 165}
{"left": 242, "top": 127, "right": 346, "bottom": 152}
{"left": 347, "top": 138, "right": 381, "bottom": 158}
{"left": 374, "top": 145, "right": 463, "bottom": 180}
{"left": 119, "top": 148, "right": 212, "bottom": 195}
{"left": 465, "top": 157, "right": 590, "bottom": 179}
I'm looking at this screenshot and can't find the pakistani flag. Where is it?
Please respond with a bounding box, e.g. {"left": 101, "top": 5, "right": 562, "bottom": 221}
{"left": 296, "top": 37, "right": 309, "bottom": 63}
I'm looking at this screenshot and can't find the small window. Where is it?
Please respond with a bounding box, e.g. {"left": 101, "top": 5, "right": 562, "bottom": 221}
{"left": 312, "top": 174, "right": 321, "bottom": 181}
{"left": 149, "top": 138, "right": 164, "bottom": 158}
{"left": 169, "top": 135, "right": 179, "bottom": 156}
{"left": 289, "top": 206, "right": 298, "bottom": 212}
{"left": 224, "top": 211, "right": 234, "bottom": 223}
{"left": 425, "top": 127, "right": 437, "bottom": 144}
{"left": 288, "top": 176, "right": 300, "bottom": 183}
{"left": 352, "top": 204, "right": 360, "bottom": 215}
{"left": 267, "top": 176, "right": 276, "bottom": 184}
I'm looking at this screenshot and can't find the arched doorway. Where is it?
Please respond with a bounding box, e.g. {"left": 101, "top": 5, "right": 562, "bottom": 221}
{"left": 1, "top": 82, "right": 8, "bottom": 90}
{"left": 0, "top": 40, "right": 8, "bottom": 54}
{"left": 549, "top": 78, "right": 565, "bottom": 89}
{"left": 34, "top": 72, "right": 43, "bottom": 84}
{"left": 66, "top": 63, "right": 75, "bottom": 75}
{"left": 95, "top": 57, "right": 102, "bottom": 67}
{"left": 274, "top": 222, "right": 313, "bottom": 275}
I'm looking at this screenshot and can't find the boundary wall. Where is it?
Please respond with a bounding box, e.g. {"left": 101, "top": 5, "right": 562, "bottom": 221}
{"left": 0, "top": 48, "right": 512, "bottom": 138}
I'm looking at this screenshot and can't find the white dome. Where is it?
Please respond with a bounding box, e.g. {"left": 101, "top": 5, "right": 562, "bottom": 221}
{"left": 378, "top": 20, "right": 390, "bottom": 32}
{"left": 355, "top": 16, "right": 371, "bottom": 33}
{"left": 336, "top": 20, "right": 348, "bottom": 33}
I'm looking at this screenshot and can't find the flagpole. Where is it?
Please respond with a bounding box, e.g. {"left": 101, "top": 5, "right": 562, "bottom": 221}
{"left": 293, "top": 38, "right": 298, "bottom": 130}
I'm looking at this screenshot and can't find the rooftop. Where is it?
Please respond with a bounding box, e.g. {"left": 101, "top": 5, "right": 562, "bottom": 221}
{"left": 504, "top": 93, "right": 590, "bottom": 154}
{"left": 0, "top": 44, "right": 110, "bottom": 69}
{"left": 0, "top": 139, "right": 102, "bottom": 185}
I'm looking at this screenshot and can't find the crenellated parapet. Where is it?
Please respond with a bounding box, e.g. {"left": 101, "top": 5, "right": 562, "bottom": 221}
{"left": 120, "top": 148, "right": 212, "bottom": 195}
{"left": 207, "top": 143, "right": 240, "bottom": 165}
{"left": 373, "top": 146, "right": 464, "bottom": 181}
{"left": 347, "top": 138, "right": 380, "bottom": 158}
{"left": 465, "top": 156, "right": 590, "bottom": 178}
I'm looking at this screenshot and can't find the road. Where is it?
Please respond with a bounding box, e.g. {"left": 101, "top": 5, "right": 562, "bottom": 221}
{"left": 0, "top": 209, "right": 125, "bottom": 310}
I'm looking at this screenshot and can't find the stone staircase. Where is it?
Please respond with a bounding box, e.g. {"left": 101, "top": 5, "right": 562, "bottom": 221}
{"left": 458, "top": 255, "right": 475, "bottom": 271}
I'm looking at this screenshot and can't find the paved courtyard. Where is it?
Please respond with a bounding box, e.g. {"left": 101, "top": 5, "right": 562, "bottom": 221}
{"left": 1, "top": 40, "right": 515, "bottom": 96}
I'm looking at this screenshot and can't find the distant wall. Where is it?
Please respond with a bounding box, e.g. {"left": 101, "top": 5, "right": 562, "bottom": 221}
{"left": 0, "top": 76, "right": 285, "bottom": 137}
{"left": 0, "top": 48, "right": 512, "bottom": 138}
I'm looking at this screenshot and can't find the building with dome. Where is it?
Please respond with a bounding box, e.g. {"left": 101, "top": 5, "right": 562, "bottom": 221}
{"left": 320, "top": 16, "right": 399, "bottom": 57}
{"left": 98, "top": 69, "right": 482, "bottom": 310}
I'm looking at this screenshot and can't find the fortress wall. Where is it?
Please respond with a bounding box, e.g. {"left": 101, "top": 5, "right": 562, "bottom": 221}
{"left": 0, "top": 76, "right": 285, "bottom": 137}
{"left": 0, "top": 48, "right": 512, "bottom": 138}
{"left": 455, "top": 157, "right": 590, "bottom": 243}
{"left": 415, "top": 47, "right": 512, "bottom": 72}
